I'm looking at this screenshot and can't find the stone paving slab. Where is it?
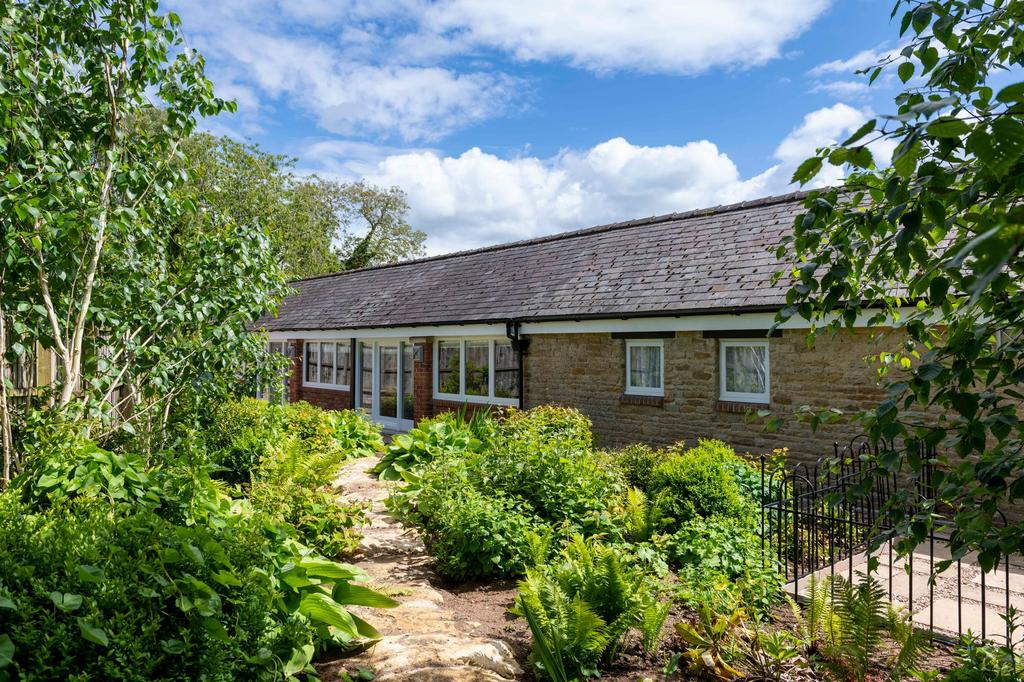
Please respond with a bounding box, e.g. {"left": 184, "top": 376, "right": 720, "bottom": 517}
{"left": 915, "top": 598, "right": 1024, "bottom": 648}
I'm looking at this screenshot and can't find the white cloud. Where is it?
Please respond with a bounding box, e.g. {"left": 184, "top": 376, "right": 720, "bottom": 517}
{"left": 306, "top": 103, "right": 883, "bottom": 255}
{"left": 811, "top": 80, "right": 871, "bottom": 99}
{"left": 809, "top": 43, "right": 903, "bottom": 77}
{"left": 420, "top": 1, "right": 831, "bottom": 74}
{"left": 169, "top": 0, "right": 832, "bottom": 142}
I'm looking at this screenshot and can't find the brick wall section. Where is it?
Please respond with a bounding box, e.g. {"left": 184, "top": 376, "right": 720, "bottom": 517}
{"left": 412, "top": 338, "right": 434, "bottom": 422}
{"left": 287, "top": 339, "right": 303, "bottom": 403}
{"left": 523, "top": 329, "right": 889, "bottom": 467}
{"left": 298, "top": 385, "right": 352, "bottom": 410}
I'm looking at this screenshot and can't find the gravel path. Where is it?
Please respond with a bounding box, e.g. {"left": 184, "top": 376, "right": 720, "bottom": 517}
{"left": 316, "top": 456, "right": 524, "bottom": 681}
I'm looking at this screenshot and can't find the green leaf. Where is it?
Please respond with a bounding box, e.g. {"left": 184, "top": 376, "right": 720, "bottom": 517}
{"left": 298, "top": 558, "right": 365, "bottom": 582}
{"left": 791, "top": 157, "right": 823, "bottom": 185}
{"left": 898, "top": 62, "right": 915, "bottom": 83}
{"left": 995, "top": 82, "right": 1024, "bottom": 103}
{"left": 77, "top": 565, "right": 104, "bottom": 584}
{"left": 298, "top": 593, "right": 359, "bottom": 637}
{"left": 49, "top": 592, "right": 83, "bottom": 612}
{"left": 0, "top": 634, "right": 13, "bottom": 669}
{"left": 927, "top": 117, "right": 970, "bottom": 138}
{"left": 77, "top": 619, "right": 109, "bottom": 647}
{"left": 842, "top": 119, "right": 876, "bottom": 146}
{"left": 332, "top": 582, "right": 400, "bottom": 609}
{"left": 282, "top": 644, "right": 314, "bottom": 676}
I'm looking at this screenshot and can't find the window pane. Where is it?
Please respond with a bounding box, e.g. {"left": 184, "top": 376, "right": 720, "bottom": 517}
{"left": 305, "top": 342, "right": 319, "bottom": 383}
{"left": 335, "top": 342, "right": 351, "bottom": 386}
{"left": 402, "top": 343, "right": 415, "bottom": 420}
{"left": 437, "top": 341, "right": 461, "bottom": 394}
{"left": 321, "top": 342, "right": 335, "bottom": 385}
{"left": 494, "top": 340, "right": 519, "bottom": 399}
{"left": 464, "top": 341, "right": 489, "bottom": 396}
{"left": 629, "top": 345, "right": 662, "bottom": 389}
{"left": 379, "top": 346, "right": 398, "bottom": 418}
{"left": 360, "top": 343, "right": 373, "bottom": 411}
{"left": 725, "top": 345, "right": 767, "bottom": 395}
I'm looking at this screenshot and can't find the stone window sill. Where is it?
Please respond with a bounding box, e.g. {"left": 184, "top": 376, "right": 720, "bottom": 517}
{"left": 620, "top": 393, "right": 664, "bottom": 407}
{"left": 715, "top": 400, "right": 768, "bottom": 414}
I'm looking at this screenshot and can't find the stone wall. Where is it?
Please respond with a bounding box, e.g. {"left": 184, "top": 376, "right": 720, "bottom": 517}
{"left": 523, "top": 329, "right": 890, "bottom": 466}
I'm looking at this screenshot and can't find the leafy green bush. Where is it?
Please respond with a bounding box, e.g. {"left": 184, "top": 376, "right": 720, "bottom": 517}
{"left": 481, "top": 436, "right": 625, "bottom": 539}
{"left": 943, "top": 613, "right": 1023, "bottom": 682}
{"left": 515, "top": 536, "right": 668, "bottom": 680}
{"left": 206, "top": 398, "right": 284, "bottom": 484}
{"left": 282, "top": 401, "right": 384, "bottom": 461}
{"left": 371, "top": 412, "right": 487, "bottom": 481}
{"left": 0, "top": 450, "right": 397, "bottom": 681}
{"left": 503, "top": 405, "right": 593, "bottom": 451}
{"left": 606, "top": 442, "right": 664, "bottom": 492}
{"left": 204, "top": 398, "right": 382, "bottom": 485}
{"left": 648, "top": 439, "right": 751, "bottom": 526}
{"left": 418, "top": 481, "right": 537, "bottom": 580}
{"left": 250, "top": 481, "right": 367, "bottom": 559}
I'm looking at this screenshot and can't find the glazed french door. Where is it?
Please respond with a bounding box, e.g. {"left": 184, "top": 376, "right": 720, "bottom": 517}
{"left": 356, "top": 340, "right": 415, "bottom": 430}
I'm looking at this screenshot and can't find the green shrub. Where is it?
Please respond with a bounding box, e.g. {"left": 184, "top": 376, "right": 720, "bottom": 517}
{"left": 648, "top": 439, "right": 751, "bottom": 526}
{"left": 419, "top": 483, "right": 538, "bottom": 580}
{"left": 205, "top": 399, "right": 382, "bottom": 485}
{"left": 661, "top": 515, "right": 781, "bottom": 615}
{"left": 371, "top": 412, "right": 488, "bottom": 481}
{"left": 282, "top": 401, "right": 383, "bottom": 459}
{"left": 515, "top": 537, "right": 669, "bottom": 680}
{"left": 250, "top": 481, "right": 367, "bottom": 559}
{"left": 481, "top": 437, "right": 626, "bottom": 539}
{"left": 206, "top": 398, "right": 284, "bottom": 484}
{"left": 503, "top": 405, "right": 593, "bottom": 451}
{"left": 0, "top": 453, "right": 397, "bottom": 681}
{"left": 606, "top": 441, "right": 686, "bottom": 492}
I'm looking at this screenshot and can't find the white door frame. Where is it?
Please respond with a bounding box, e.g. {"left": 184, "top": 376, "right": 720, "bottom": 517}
{"left": 356, "top": 339, "right": 414, "bottom": 431}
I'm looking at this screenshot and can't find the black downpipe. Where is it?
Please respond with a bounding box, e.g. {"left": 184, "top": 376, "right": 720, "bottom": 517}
{"left": 505, "top": 320, "right": 529, "bottom": 410}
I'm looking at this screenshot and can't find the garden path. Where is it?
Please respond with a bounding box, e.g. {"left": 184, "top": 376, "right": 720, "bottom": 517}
{"left": 317, "top": 455, "right": 524, "bottom": 681}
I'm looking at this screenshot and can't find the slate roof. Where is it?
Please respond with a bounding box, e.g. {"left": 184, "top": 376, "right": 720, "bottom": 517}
{"left": 259, "top": 191, "right": 810, "bottom": 332}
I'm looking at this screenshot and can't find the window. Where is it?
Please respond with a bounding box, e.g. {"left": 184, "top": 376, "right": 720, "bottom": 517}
{"left": 303, "top": 340, "right": 352, "bottom": 389}
{"left": 494, "top": 339, "right": 519, "bottom": 399}
{"left": 335, "top": 342, "right": 352, "bottom": 386}
{"left": 625, "top": 339, "right": 664, "bottom": 396}
{"left": 437, "top": 340, "right": 461, "bottom": 394}
{"left": 464, "top": 340, "right": 489, "bottom": 396}
{"left": 720, "top": 340, "right": 770, "bottom": 403}
{"left": 434, "top": 338, "right": 519, "bottom": 405}
{"left": 305, "top": 342, "right": 319, "bottom": 383}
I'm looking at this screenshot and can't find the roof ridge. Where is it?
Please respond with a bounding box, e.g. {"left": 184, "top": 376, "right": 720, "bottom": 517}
{"left": 290, "top": 189, "right": 810, "bottom": 285}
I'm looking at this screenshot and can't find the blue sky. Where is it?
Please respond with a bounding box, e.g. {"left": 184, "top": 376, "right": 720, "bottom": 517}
{"left": 168, "top": 0, "right": 910, "bottom": 254}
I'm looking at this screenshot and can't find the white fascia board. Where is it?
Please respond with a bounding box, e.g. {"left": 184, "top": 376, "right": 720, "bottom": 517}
{"left": 266, "top": 308, "right": 917, "bottom": 341}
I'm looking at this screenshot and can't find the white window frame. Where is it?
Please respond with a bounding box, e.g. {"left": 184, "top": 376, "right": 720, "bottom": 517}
{"left": 719, "top": 339, "right": 770, "bottom": 404}
{"left": 302, "top": 340, "right": 352, "bottom": 391}
{"left": 433, "top": 337, "right": 519, "bottom": 406}
{"left": 624, "top": 339, "right": 664, "bottom": 397}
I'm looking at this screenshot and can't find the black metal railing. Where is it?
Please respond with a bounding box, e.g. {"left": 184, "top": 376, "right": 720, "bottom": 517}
{"left": 761, "top": 436, "right": 1023, "bottom": 646}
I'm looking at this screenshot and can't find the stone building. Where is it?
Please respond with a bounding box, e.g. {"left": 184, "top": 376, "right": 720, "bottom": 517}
{"left": 258, "top": 191, "right": 898, "bottom": 465}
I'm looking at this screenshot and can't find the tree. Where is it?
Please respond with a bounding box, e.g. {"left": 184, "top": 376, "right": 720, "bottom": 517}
{"left": 782, "top": 0, "right": 1024, "bottom": 568}
{"left": 0, "top": 0, "right": 286, "bottom": 479}
{"left": 182, "top": 133, "right": 343, "bottom": 280}
{"left": 337, "top": 181, "right": 426, "bottom": 271}
{"left": 179, "top": 134, "right": 425, "bottom": 279}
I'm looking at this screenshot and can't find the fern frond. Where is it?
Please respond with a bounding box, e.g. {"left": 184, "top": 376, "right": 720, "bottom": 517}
{"left": 640, "top": 599, "right": 671, "bottom": 654}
